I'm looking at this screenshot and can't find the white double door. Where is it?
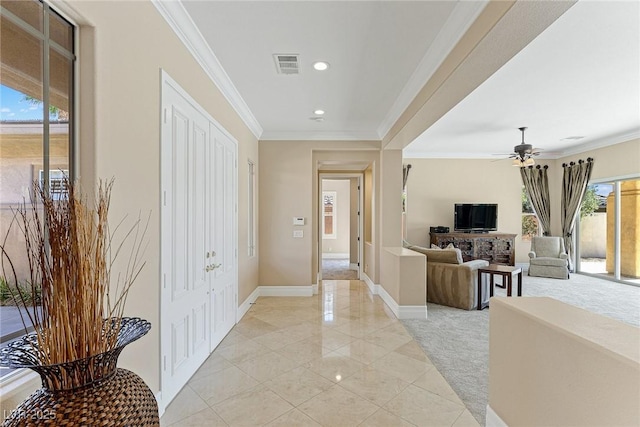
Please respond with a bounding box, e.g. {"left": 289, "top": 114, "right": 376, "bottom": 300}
{"left": 160, "top": 72, "right": 237, "bottom": 406}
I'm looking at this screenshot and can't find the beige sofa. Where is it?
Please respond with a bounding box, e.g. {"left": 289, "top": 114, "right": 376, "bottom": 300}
{"left": 405, "top": 243, "right": 489, "bottom": 310}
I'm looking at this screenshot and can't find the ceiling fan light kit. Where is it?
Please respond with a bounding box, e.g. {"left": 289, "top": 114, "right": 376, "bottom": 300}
{"left": 511, "top": 127, "right": 540, "bottom": 167}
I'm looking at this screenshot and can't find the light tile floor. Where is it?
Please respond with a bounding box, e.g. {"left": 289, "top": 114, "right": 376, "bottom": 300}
{"left": 160, "top": 280, "right": 479, "bottom": 427}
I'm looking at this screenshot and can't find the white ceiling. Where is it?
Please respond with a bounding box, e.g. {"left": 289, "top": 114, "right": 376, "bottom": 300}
{"left": 176, "top": 0, "right": 639, "bottom": 158}
{"left": 405, "top": 0, "right": 640, "bottom": 159}
{"left": 180, "top": 0, "right": 485, "bottom": 140}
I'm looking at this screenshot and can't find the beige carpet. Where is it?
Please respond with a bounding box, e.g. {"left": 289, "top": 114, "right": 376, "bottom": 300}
{"left": 401, "top": 273, "right": 640, "bottom": 425}
{"left": 321, "top": 258, "right": 358, "bottom": 280}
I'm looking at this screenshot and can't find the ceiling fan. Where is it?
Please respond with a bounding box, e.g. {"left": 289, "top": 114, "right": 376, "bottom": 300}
{"left": 509, "top": 127, "right": 540, "bottom": 167}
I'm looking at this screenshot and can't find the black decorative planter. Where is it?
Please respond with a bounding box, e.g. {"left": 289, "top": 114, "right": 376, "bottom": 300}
{"left": 0, "top": 318, "right": 159, "bottom": 426}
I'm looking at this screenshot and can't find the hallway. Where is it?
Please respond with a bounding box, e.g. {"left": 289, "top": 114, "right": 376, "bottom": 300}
{"left": 160, "top": 280, "right": 477, "bottom": 426}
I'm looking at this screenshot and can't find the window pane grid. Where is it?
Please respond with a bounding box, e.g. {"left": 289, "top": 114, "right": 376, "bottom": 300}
{"left": 248, "top": 160, "right": 256, "bottom": 257}
{"left": 0, "top": 1, "right": 75, "bottom": 379}
{"left": 322, "top": 191, "right": 337, "bottom": 239}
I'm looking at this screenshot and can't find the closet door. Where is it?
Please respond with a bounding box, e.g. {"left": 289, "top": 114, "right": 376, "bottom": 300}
{"left": 161, "top": 78, "right": 212, "bottom": 405}
{"left": 161, "top": 72, "right": 239, "bottom": 407}
{"left": 209, "top": 126, "right": 237, "bottom": 350}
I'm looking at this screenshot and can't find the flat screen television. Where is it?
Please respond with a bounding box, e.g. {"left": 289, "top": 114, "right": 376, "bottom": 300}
{"left": 454, "top": 203, "right": 497, "bottom": 232}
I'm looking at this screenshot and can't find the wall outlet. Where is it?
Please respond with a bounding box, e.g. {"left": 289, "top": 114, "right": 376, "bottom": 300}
{"left": 293, "top": 230, "right": 303, "bottom": 238}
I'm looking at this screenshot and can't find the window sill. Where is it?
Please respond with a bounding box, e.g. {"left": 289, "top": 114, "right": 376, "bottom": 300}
{"left": 0, "top": 369, "right": 39, "bottom": 401}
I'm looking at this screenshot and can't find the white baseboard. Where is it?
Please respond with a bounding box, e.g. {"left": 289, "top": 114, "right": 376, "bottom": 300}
{"left": 237, "top": 285, "right": 318, "bottom": 314}
{"left": 361, "top": 274, "right": 426, "bottom": 320}
{"left": 258, "top": 285, "right": 314, "bottom": 297}
{"left": 155, "top": 391, "right": 165, "bottom": 418}
{"left": 361, "top": 272, "right": 378, "bottom": 295}
{"left": 349, "top": 263, "right": 358, "bottom": 270}
{"left": 322, "top": 253, "right": 349, "bottom": 259}
{"left": 238, "top": 287, "right": 260, "bottom": 321}
{"left": 397, "top": 305, "right": 428, "bottom": 319}
{"left": 486, "top": 405, "right": 508, "bottom": 427}
{"left": 376, "top": 284, "right": 400, "bottom": 318}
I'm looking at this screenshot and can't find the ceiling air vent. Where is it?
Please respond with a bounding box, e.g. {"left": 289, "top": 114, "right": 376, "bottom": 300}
{"left": 274, "top": 54, "right": 300, "bottom": 75}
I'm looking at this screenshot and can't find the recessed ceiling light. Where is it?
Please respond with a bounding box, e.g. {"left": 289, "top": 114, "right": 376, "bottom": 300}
{"left": 561, "top": 136, "right": 586, "bottom": 141}
{"left": 313, "top": 61, "right": 330, "bottom": 71}
{"left": 314, "top": 109, "right": 325, "bottom": 115}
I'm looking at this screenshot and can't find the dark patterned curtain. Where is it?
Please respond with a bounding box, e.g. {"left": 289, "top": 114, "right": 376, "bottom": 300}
{"left": 520, "top": 165, "right": 551, "bottom": 236}
{"left": 561, "top": 158, "right": 594, "bottom": 270}
{"left": 402, "top": 164, "right": 412, "bottom": 189}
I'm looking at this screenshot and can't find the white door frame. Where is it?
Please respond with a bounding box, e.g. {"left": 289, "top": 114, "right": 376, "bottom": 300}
{"left": 159, "top": 70, "right": 238, "bottom": 412}
{"left": 318, "top": 173, "right": 364, "bottom": 281}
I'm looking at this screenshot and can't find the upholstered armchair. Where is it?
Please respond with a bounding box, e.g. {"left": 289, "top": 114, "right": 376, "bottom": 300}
{"left": 528, "top": 236, "right": 570, "bottom": 279}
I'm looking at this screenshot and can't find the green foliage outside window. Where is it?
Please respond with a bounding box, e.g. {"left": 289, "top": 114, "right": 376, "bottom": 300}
{"left": 521, "top": 187, "right": 534, "bottom": 213}
{"left": 522, "top": 215, "right": 539, "bottom": 240}
{"left": 521, "top": 186, "right": 538, "bottom": 239}
{"left": 580, "top": 186, "right": 599, "bottom": 219}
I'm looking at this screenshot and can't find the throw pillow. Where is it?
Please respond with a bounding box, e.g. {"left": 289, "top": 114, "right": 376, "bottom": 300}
{"left": 431, "top": 243, "right": 455, "bottom": 250}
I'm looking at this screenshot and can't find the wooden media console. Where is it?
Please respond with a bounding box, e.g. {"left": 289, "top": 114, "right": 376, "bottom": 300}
{"left": 429, "top": 232, "right": 516, "bottom": 266}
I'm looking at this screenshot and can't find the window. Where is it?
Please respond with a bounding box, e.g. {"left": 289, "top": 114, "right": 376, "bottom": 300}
{"left": 247, "top": 160, "right": 256, "bottom": 257}
{"left": 0, "top": 0, "right": 75, "bottom": 376}
{"left": 323, "top": 191, "right": 337, "bottom": 239}
{"left": 521, "top": 186, "right": 539, "bottom": 240}
{"left": 39, "top": 169, "right": 69, "bottom": 200}
{"left": 577, "top": 178, "right": 640, "bottom": 285}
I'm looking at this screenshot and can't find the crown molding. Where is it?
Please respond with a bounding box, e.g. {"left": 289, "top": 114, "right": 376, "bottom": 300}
{"left": 403, "top": 130, "right": 640, "bottom": 160}
{"left": 402, "top": 151, "right": 499, "bottom": 160}
{"left": 553, "top": 129, "right": 640, "bottom": 158}
{"left": 151, "top": 0, "right": 263, "bottom": 139}
{"left": 260, "top": 130, "right": 380, "bottom": 142}
{"left": 377, "top": 0, "right": 489, "bottom": 140}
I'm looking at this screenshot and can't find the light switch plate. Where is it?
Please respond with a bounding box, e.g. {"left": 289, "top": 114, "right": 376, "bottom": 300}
{"left": 293, "top": 230, "right": 304, "bottom": 238}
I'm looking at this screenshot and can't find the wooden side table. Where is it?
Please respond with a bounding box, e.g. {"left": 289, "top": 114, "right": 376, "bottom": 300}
{"left": 477, "top": 264, "right": 523, "bottom": 310}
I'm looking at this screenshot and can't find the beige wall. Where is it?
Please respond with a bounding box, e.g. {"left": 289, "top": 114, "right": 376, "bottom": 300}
{"left": 59, "top": 0, "right": 259, "bottom": 394}
{"left": 259, "top": 142, "right": 381, "bottom": 285}
{"left": 380, "top": 149, "right": 403, "bottom": 248}
{"left": 579, "top": 213, "right": 606, "bottom": 258}
{"left": 405, "top": 141, "right": 640, "bottom": 265}
{"left": 321, "top": 179, "right": 351, "bottom": 256}
{"left": 489, "top": 297, "right": 640, "bottom": 426}
{"left": 362, "top": 165, "right": 376, "bottom": 280}
{"left": 349, "top": 178, "right": 359, "bottom": 264}
{"left": 380, "top": 247, "right": 427, "bottom": 307}
{"left": 403, "top": 158, "right": 526, "bottom": 262}
{"left": 258, "top": 141, "right": 313, "bottom": 285}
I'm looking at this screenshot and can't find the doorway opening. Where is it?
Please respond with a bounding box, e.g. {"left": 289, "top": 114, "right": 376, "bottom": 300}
{"left": 319, "top": 176, "right": 362, "bottom": 281}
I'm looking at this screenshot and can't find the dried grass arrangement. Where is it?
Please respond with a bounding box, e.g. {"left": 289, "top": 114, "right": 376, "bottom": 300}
{"left": 0, "top": 178, "right": 148, "bottom": 389}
